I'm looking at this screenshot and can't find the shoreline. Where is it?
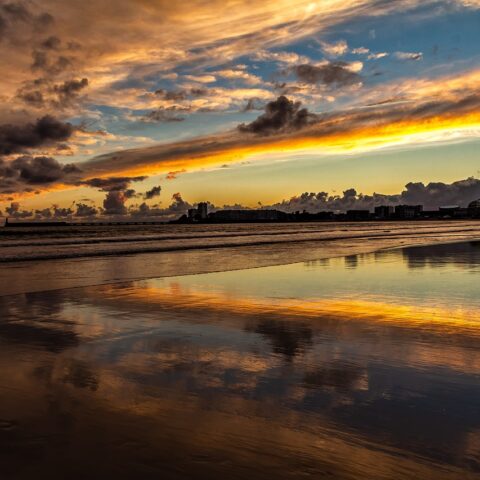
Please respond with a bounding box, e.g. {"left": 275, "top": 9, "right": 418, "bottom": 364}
{"left": 1, "top": 227, "right": 480, "bottom": 297}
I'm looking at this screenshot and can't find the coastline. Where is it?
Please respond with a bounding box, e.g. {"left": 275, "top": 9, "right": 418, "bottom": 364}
{"left": 1, "top": 221, "right": 480, "bottom": 296}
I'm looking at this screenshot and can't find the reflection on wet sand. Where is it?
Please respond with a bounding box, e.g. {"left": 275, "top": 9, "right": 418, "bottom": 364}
{"left": 1, "top": 242, "right": 480, "bottom": 479}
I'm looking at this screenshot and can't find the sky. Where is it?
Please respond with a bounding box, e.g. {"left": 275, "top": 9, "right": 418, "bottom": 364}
{"left": 1, "top": 0, "right": 480, "bottom": 219}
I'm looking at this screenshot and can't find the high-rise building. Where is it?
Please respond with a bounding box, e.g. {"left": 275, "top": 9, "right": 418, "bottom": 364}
{"left": 197, "top": 202, "right": 208, "bottom": 219}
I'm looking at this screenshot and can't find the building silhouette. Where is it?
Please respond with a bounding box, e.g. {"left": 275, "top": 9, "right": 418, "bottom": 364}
{"left": 468, "top": 199, "right": 480, "bottom": 218}
{"left": 374, "top": 205, "right": 394, "bottom": 219}
{"left": 209, "top": 209, "right": 288, "bottom": 222}
{"left": 346, "top": 210, "right": 370, "bottom": 221}
{"left": 197, "top": 202, "right": 208, "bottom": 220}
{"left": 395, "top": 204, "right": 423, "bottom": 219}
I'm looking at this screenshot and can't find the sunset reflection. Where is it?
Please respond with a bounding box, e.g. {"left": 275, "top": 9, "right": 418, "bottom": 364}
{"left": 1, "top": 242, "right": 480, "bottom": 478}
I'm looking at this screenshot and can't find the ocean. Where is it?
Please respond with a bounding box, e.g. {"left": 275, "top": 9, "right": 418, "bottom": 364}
{"left": 2, "top": 220, "right": 480, "bottom": 295}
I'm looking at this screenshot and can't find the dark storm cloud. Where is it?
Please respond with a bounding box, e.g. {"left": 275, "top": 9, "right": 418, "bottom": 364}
{"left": 11, "top": 156, "right": 81, "bottom": 184}
{"left": 238, "top": 96, "right": 316, "bottom": 134}
{"left": 291, "top": 62, "right": 361, "bottom": 86}
{"left": 144, "top": 185, "right": 161, "bottom": 200}
{"left": 0, "top": 115, "right": 74, "bottom": 156}
{"left": 81, "top": 176, "right": 147, "bottom": 192}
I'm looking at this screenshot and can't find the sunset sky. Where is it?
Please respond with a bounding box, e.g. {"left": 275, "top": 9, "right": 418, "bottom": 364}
{"left": 1, "top": 0, "right": 480, "bottom": 218}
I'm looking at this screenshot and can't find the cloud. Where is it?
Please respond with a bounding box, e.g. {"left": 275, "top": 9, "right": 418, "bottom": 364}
{"left": 352, "top": 47, "right": 369, "bottom": 55}
{"left": 253, "top": 50, "right": 310, "bottom": 65}
{"left": 81, "top": 175, "right": 147, "bottom": 192}
{"left": 165, "top": 169, "right": 186, "bottom": 180}
{"left": 35, "top": 207, "right": 52, "bottom": 218}
{"left": 82, "top": 175, "right": 147, "bottom": 215}
{"left": 238, "top": 95, "right": 317, "bottom": 135}
{"left": 5, "top": 201, "right": 32, "bottom": 218}
{"left": 271, "top": 178, "right": 480, "bottom": 212}
{"left": 41, "top": 35, "right": 61, "bottom": 50}
{"left": 103, "top": 190, "right": 128, "bottom": 215}
{"left": 319, "top": 39, "right": 348, "bottom": 57}
{"left": 183, "top": 74, "right": 216, "bottom": 83}
{"left": 394, "top": 51, "right": 423, "bottom": 61}
{"left": 214, "top": 68, "right": 262, "bottom": 85}
{"left": 10, "top": 155, "right": 81, "bottom": 184}
{"left": 129, "top": 192, "right": 193, "bottom": 219}
{"left": 241, "top": 98, "right": 265, "bottom": 112}
{"left": 20, "top": 175, "right": 480, "bottom": 221}
{"left": 75, "top": 203, "right": 98, "bottom": 217}
{"left": 0, "top": 155, "right": 81, "bottom": 194}
{"left": 0, "top": 115, "right": 74, "bottom": 155}
{"left": 290, "top": 62, "right": 362, "bottom": 86}
{"left": 367, "top": 52, "right": 388, "bottom": 60}
{"left": 77, "top": 83, "right": 480, "bottom": 183}
{"left": 400, "top": 178, "right": 480, "bottom": 208}
{"left": 155, "top": 89, "right": 187, "bottom": 101}
{"left": 144, "top": 185, "right": 161, "bottom": 199}
{"left": 52, "top": 205, "right": 73, "bottom": 218}
{"left": 53, "top": 77, "right": 89, "bottom": 100}
{"left": 142, "top": 106, "right": 189, "bottom": 123}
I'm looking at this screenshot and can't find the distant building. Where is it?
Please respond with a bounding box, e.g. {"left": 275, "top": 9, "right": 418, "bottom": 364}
{"left": 4, "top": 218, "right": 68, "bottom": 227}
{"left": 197, "top": 202, "right": 208, "bottom": 219}
{"left": 439, "top": 205, "right": 461, "bottom": 217}
{"left": 395, "top": 204, "right": 423, "bottom": 219}
{"left": 468, "top": 199, "right": 480, "bottom": 218}
{"left": 374, "top": 205, "right": 394, "bottom": 219}
{"left": 186, "top": 203, "right": 208, "bottom": 221}
{"left": 346, "top": 209, "right": 370, "bottom": 221}
{"left": 209, "top": 209, "right": 288, "bottom": 222}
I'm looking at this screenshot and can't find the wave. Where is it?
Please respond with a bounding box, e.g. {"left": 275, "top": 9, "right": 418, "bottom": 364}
{"left": 1, "top": 226, "right": 478, "bottom": 263}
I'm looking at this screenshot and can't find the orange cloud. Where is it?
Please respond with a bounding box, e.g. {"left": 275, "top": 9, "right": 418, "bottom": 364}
{"left": 80, "top": 84, "right": 480, "bottom": 179}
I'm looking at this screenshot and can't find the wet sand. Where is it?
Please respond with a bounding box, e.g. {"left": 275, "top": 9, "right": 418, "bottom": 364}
{"left": 1, "top": 241, "right": 480, "bottom": 479}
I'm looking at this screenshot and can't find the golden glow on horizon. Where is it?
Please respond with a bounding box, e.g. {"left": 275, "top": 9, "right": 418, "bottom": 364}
{"left": 3, "top": 109, "right": 480, "bottom": 205}
{"left": 83, "top": 110, "right": 480, "bottom": 179}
